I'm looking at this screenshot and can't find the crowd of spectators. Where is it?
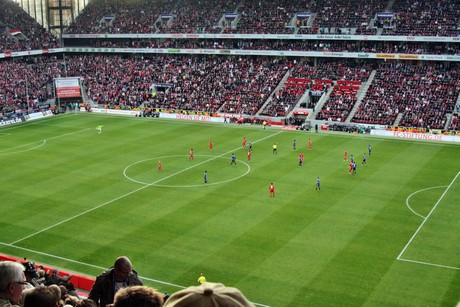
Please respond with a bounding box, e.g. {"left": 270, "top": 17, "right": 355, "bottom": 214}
{"left": 316, "top": 83, "right": 360, "bottom": 122}
{"left": 290, "top": 60, "right": 372, "bottom": 83}
{"left": 351, "top": 62, "right": 460, "bottom": 129}
{"left": 381, "top": 0, "right": 460, "bottom": 37}
{"left": 309, "top": 0, "right": 386, "bottom": 30}
{"left": 0, "top": 0, "right": 60, "bottom": 52}
{"left": 160, "top": 0, "right": 237, "bottom": 34}
{"left": 65, "top": 0, "right": 173, "bottom": 34}
{"left": 0, "top": 55, "right": 62, "bottom": 115}
{"left": 63, "top": 54, "right": 290, "bottom": 116}
{"left": 224, "top": 0, "right": 302, "bottom": 34}
{"left": 61, "top": 0, "right": 460, "bottom": 36}
{"left": 1, "top": 53, "right": 459, "bottom": 131}
{"left": 258, "top": 78, "right": 306, "bottom": 117}
{"left": 0, "top": 0, "right": 457, "bottom": 55}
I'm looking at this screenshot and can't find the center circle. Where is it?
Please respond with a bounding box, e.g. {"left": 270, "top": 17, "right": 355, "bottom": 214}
{"left": 123, "top": 155, "right": 251, "bottom": 187}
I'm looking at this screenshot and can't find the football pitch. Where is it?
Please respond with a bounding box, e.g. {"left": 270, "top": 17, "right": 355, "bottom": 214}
{"left": 0, "top": 113, "right": 459, "bottom": 306}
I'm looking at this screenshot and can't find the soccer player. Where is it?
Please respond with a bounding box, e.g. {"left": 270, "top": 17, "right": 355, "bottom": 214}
{"left": 343, "top": 149, "right": 348, "bottom": 161}
{"left": 230, "top": 153, "right": 237, "bottom": 165}
{"left": 308, "top": 139, "right": 312, "bottom": 150}
{"left": 157, "top": 160, "right": 162, "bottom": 173}
{"left": 299, "top": 153, "right": 304, "bottom": 166}
{"left": 263, "top": 120, "right": 267, "bottom": 129}
{"left": 242, "top": 137, "right": 247, "bottom": 148}
{"left": 348, "top": 161, "right": 353, "bottom": 174}
{"left": 189, "top": 148, "right": 194, "bottom": 160}
{"left": 368, "top": 145, "right": 372, "bottom": 156}
{"left": 293, "top": 139, "right": 297, "bottom": 151}
{"left": 247, "top": 150, "right": 251, "bottom": 162}
{"left": 249, "top": 141, "right": 253, "bottom": 152}
{"left": 209, "top": 139, "right": 213, "bottom": 151}
{"left": 272, "top": 142, "right": 277, "bottom": 155}
{"left": 197, "top": 273, "right": 206, "bottom": 284}
{"left": 315, "top": 177, "right": 320, "bottom": 190}
{"left": 353, "top": 162, "right": 357, "bottom": 174}
{"left": 204, "top": 171, "right": 208, "bottom": 183}
{"left": 96, "top": 124, "right": 103, "bottom": 134}
{"left": 350, "top": 154, "right": 354, "bottom": 164}
{"left": 269, "top": 182, "right": 275, "bottom": 197}
{"left": 362, "top": 153, "right": 367, "bottom": 166}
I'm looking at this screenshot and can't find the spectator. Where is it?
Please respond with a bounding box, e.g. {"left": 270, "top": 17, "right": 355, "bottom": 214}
{"left": 23, "top": 285, "right": 60, "bottom": 307}
{"left": 22, "top": 262, "right": 42, "bottom": 288}
{"left": 164, "top": 282, "right": 254, "bottom": 307}
{"left": 0, "top": 261, "right": 27, "bottom": 306}
{"left": 112, "top": 285, "right": 165, "bottom": 307}
{"left": 88, "top": 256, "right": 143, "bottom": 307}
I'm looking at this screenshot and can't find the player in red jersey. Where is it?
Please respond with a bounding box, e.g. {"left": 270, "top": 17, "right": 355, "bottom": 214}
{"left": 348, "top": 161, "right": 353, "bottom": 174}
{"left": 247, "top": 150, "right": 251, "bottom": 162}
{"left": 158, "top": 160, "right": 162, "bottom": 172}
{"left": 242, "top": 137, "right": 247, "bottom": 148}
{"left": 189, "top": 148, "right": 194, "bottom": 160}
{"left": 308, "top": 139, "right": 313, "bottom": 150}
{"left": 343, "top": 149, "right": 348, "bottom": 161}
{"left": 209, "top": 139, "right": 213, "bottom": 151}
{"left": 269, "top": 182, "right": 275, "bottom": 197}
{"left": 299, "top": 153, "right": 304, "bottom": 166}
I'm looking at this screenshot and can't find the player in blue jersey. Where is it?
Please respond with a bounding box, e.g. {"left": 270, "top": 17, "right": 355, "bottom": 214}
{"left": 230, "top": 153, "right": 237, "bottom": 165}
{"left": 315, "top": 177, "right": 320, "bottom": 190}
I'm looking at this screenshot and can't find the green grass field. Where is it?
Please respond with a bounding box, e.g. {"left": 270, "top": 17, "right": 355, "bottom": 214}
{"left": 1, "top": 113, "right": 459, "bottom": 306}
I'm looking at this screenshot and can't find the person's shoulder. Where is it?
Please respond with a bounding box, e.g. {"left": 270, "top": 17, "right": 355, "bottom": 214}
{"left": 129, "top": 271, "right": 143, "bottom": 285}
{"left": 96, "top": 268, "right": 114, "bottom": 280}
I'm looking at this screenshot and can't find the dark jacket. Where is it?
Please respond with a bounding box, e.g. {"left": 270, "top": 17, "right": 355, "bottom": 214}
{"left": 88, "top": 268, "right": 143, "bottom": 307}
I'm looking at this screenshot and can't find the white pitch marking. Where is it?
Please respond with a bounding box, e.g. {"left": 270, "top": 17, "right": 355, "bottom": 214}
{"left": 405, "top": 186, "right": 447, "bottom": 219}
{"left": 0, "top": 128, "right": 89, "bottom": 155}
{"left": 398, "top": 257, "right": 460, "bottom": 271}
{"left": 123, "top": 155, "right": 251, "bottom": 187}
{"left": 397, "top": 172, "right": 460, "bottom": 267}
{"left": 0, "top": 140, "right": 46, "bottom": 155}
{"left": 10, "top": 130, "right": 283, "bottom": 246}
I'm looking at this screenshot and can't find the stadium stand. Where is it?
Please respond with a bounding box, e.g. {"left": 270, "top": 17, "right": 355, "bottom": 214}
{"left": 0, "top": 0, "right": 459, "bottom": 132}
{"left": 351, "top": 63, "right": 460, "bottom": 128}
{"left": 0, "top": 0, "right": 60, "bottom": 52}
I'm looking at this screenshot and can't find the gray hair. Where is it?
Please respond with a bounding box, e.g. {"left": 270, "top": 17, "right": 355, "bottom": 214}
{"left": 0, "top": 261, "right": 25, "bottom": 292}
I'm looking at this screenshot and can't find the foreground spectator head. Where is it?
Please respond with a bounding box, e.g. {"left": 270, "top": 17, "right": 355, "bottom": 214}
{"left": 23, "top": 285, "right": 60, "bottom": 307}
{"left": 164, "top": 282, "right": 254, "bottom": 307}
{"left": 114, "top": 256, "right": 133, "bottom": 281}
{"left": 113, "top": 285, "right": 164, "bottom": 307}
{"left": 0, "top": 260, "right": 27, "bottom": 305}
